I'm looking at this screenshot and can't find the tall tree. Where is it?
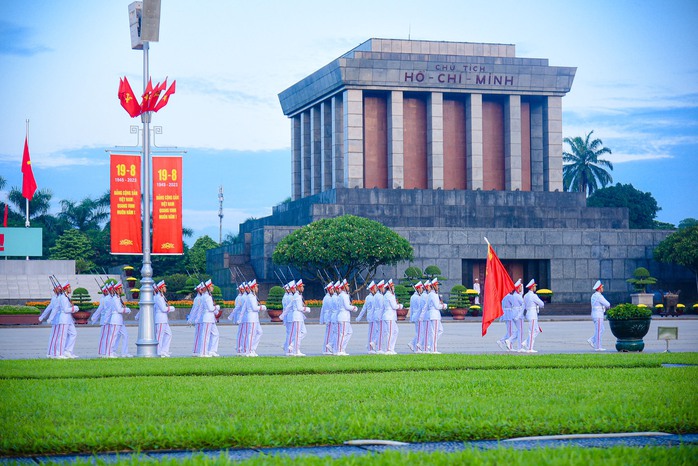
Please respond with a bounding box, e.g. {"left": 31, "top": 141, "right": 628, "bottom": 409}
{"left": 587, "top": 183, "right": 660, "bottom": 229}
{"left": 272, "top": 215, "right": 414, "bottom": 293}
{"left": 49, "top": 229, "right": 96, "bottom": 273}
{"left": 654, "top": 226, "right": 698, "bottom": 294}
{"left": 186, "top": 235, "right": 220, "bottom": 274}
{"left": 563, "top": 131, "right": 613, "bottom": 196}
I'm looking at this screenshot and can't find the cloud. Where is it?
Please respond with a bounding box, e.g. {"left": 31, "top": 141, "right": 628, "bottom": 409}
{"left": 183, "top": 206, "right": 273, "bottom": 235}
{"left": 605, "top": 152, "right": 672, "bottom": 164}
{"left": 0, "top": 21, "right": 51, "bottom": 56}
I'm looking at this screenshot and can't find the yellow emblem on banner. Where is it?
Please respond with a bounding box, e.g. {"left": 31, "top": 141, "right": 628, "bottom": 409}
{"left": 161, "top": 242, "right": 175, "bottom": 250}
{"left": 119, "top": 239, "right": 134, "bottom": 246}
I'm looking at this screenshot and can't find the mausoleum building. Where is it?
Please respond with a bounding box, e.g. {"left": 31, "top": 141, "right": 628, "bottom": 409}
{"left": 209, "top": 39, "right": 684, "bottom": 305}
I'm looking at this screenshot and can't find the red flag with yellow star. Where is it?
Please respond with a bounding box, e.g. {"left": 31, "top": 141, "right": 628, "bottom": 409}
{"left": 482, "top": 242, "right": 515, "bottom": 336}
{"left": 21, "top": 136, "right": 37, "bottom": 200}
{"left": 152, "top": 80, "right": 176, "bottom": 112}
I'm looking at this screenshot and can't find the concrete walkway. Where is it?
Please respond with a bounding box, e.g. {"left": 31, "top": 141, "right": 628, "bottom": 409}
{"left": 2, "top": 316, "right": 697, "bottom": 359}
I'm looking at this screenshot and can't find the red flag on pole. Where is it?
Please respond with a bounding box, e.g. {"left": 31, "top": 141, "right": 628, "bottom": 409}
{"left": 482, "top": 241, "right": 515, "bottom": 336}
{"left": 140, "top": 78, "right": 154, "bottom": 113}
{"left": 21, "top": 136, "right": 37, "bottom": 200}
{"left": 152, "top": 80, "right": 176, "bottom": 112}
{"left": 119, "top": 77, "right": 142, "bottom": 118}
{"left": 147, "top": 79, "right": 167, "bottom": 112}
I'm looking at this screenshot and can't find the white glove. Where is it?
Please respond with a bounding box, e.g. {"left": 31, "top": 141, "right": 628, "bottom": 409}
{"left": 214, "top": 304, "right": 220, "bottom": 311}
{"left": 168, "top": 305, "right": 175, "bottom": 313}
{"left": 261, "top": 305, "right": 267, "bottom": 311}
{"left": 304, "top": 306, "right": 310, "bottom": 313}
{"left": 353, "top": 306, "right": 358, "bottom": 312}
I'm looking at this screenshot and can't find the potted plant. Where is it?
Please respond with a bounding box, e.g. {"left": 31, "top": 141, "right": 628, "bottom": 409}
{"left": 70, "top": 287, "right": 94, "bottom": 324}
{"left": 265, "top": 286, "right": 284, "bottom": 322}
{"left": 468, "top": 305, "right": 481, "bottom": 317}
{"left": 130, "top": 288, "right": 140, "bottom": 300}
{"left": 627, "top": 267, "right": 657, "bottom": 306}
{"left": 123, "top": 265, "right": 135, "bottom": 277}
{"left": 448, "top": 285, "right": 469, "bottom": 320}
{"left": 393, "top": 284, "right": 411, "bottom": 320}
{"left": 692, "top": 304, "right": 698, "bottom": 314}
{"left": 536, "top": 288, "right": 553, "bottom": 303}
{"left": 126, "top": 277, "right": 138, "bottom": 289}
{"left": 655, "top": 303, "right": 664, "bottom": 315}
{"left": 0, "top": 305, "right": 42, "bottom": 325}
{"left": 606, "top": 303, "right": 652, "bottom": 352}
{"left": 676, "top": 304, "right": 685, "bottom": 315}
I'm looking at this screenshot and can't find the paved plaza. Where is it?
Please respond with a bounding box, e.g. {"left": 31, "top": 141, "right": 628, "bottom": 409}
{"left": 2, "top": 316, "right": 697, "bottom": 360}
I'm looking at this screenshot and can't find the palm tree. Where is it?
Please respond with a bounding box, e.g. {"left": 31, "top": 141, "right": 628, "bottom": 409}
{"left": 8, "top": 187, "right": 53, "bottom": 218}
{"left": 562, "top": 131, "right": 614, "bottom": 196}
{"left": 59, "top": 195, "right": 110, "bottom": 232}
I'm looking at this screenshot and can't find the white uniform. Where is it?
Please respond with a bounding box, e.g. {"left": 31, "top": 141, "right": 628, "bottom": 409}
{"left": 505, "top": 291, "right": 524, "bottom": 351}
{"left": 498, "top": 293, "right": 514, "bottom": 350}
{"left": 287, "top": 291, "right": 309, "bottom": 355}
{"left": 373, "top": 292, "right": 386, "bottom": 353}
{"left": 242, "top": 293, "right": 265, "bottom": 356}
{"left": 523, "top": 290, "right": 545, "bottom": 352}
{"left": 280, "top": 290, "right": 295, "bottom": 355}
{"left": 335, "top": 290, "right": 357, "bottom": 355}
{"left": 417, "top": 292, "right": 429, "bottom": 351}
{"left": 90, "top": 292, "right": 111, "bottom": 356}
{"left": 235, "top": 292, "right": 249, "bottom": 355}
{"left": 589, "top": 290, "right": 611, "bottom": 350}
{"left": 409, "top": 291, "right": 424, "bottom": 352}
{"left": 199, "top": 292, "right": 220, "bottom": 356}
{"left": 39, "top": 293, "right": 60, "bottom": 358}
{"left": 424, "top": 290, "right": 446, "bottom": 353}
{"left": 154, "top": 292, "right": 175, "bottom": 356}
{"left": 108, "top": 294, "right": 130, "bottom": 357}
{"left": 382, "top": 289, "right": 401, "bottom": 354}
{"left": 54, "top": 293, "right": 78, "bottom": 358}
{"left": 327, "top": 294, "right": 341, "bottom": 353}
{"left": 319, "top": 292, "right": 333, "bottom": 354}
{"left": 189, "top": 292, "right": 204, "bottom": 356}
{"left": 358, "top": 292, "right": 376, "bottom": 353}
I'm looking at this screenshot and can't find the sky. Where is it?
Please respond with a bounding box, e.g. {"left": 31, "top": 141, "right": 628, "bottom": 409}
{"left": 1, "top": 0, "right": 697, "bottom": 246}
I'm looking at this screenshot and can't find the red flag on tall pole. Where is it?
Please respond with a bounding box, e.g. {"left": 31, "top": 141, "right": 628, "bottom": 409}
{"left": 481, "top": 239, "right": 515, "bottom": 336}
{"left": 21, "top": 136, "right": 37, "bottom": 200}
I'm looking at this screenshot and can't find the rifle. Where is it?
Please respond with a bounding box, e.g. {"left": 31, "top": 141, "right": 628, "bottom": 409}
{"left": 273, "top": 270, "right": 285, "bottom": 286}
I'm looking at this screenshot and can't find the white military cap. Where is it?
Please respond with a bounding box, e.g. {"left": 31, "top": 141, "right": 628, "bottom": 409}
{"left": 526, "top": 279, "right": 536, "bottom": 289}
{"left": 593, "top": 280, "right": 603, "bottom": 291}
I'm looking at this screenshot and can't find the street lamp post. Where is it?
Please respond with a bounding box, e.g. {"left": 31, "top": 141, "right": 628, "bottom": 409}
{"left": 129, "top": 1, "right": 161, "bottom": 357}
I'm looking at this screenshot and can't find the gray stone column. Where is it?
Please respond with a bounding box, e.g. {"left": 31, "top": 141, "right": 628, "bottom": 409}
{"left": 388, "top": 90, "right": 404, "bottom": 189}
{"left": 300, "top": 110, "right": 311, "bottom": 197}
{"left": 504, "top": 95, "right": 522, "bottom": 191}
{"left": 310, "top": 105, "right": 321, "bottom": 195}
{"left": 291, "top": 115, "right": 301, "bottom": 200}
{"left": 466, "top": 93, "right": 484, "bottom": 190}
{"left": 427, "top": 92, "right": 444, "bottom": 189}
{"left": 321, "top": 100, "right": 333, "bottom": 191}
{"left": 544, "top": 96, "right": 563, "bottom": 192}
{"left": 529, "top": 99, "right": 544, "bottom": 192}
{"left": 332, "top": 95, "right": 344, "bottom": 189}
{"left": 343, "top": 89, "right": 364, "bottom": 188}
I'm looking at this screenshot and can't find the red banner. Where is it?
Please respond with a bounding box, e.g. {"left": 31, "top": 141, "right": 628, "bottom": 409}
{"left": 110, "top": 154, "right": 142, "bottom": 254}
{"left": 152, "top": 156, "right": 183, "bottom": 254}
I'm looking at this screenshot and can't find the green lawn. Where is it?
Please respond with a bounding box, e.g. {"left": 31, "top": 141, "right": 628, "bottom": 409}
{"left": 1, "top": 353, "right": 696, "bottom": 458}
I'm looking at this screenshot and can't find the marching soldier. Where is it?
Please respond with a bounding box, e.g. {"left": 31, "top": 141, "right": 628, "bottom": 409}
{"left": 199, "top": 279, "right": 221, "bottom": 357}
{"left": 189, "top": 283, "right": 204, "bottom": 356}
{"left": 504, "top": 279, "right": 524, "bottom": 352}
{"left": 39, "top": 281, "right": 62, "bottom": 358}
{"left": 288, "top": 279, "right": 310, "bottom": 356}
{"left": 241, "top": 279, "right": 265, "bottom": 357}
{"left": 356, "top": 281, "right": 378, "bottom": 354}
{"left": 319, "top": 282, "right": 335, "bottom": 355}
{"left": 335, "top": 279, "right": 358, "bottom": 355}
{"left": 408, "top": 281, "right": 424, "bottom": 353}
{"left": 381, "top": 279, "right": 402, "bottom": 355}
{"left": 588, "top": 280, "right": 610, "bottom": 351}
{"left": 326, "top": 281, "right": 342, "bottom": 354}
{"left": 280, "top": 281, "right": 296, "bottom": 355}
{"left": 90, "top": 284, "right": 112, "bottom": 357}
{"left": 233, "top": 282, "right": 248, "bottom": 356}
{"left": 522, "top": 279, "right": 545, "bottom": 353}
{"left": 373, "top": 280, "right": 386, "bottom": 353}
{"left": 107, "top": 282, "right": 132, "bottom": 358}
{"left": 154, "top": 280, "right": 176, "bottom": 357}
{"left": 54, "top": 281, "right": 79, "bottom": 359}
{"left": 424, "top": 279, "right": 446, "bottom": 353}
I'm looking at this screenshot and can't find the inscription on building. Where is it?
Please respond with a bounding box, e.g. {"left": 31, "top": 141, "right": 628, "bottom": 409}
{"left": 403, "top": 63, "right": 516, "bottom": 87}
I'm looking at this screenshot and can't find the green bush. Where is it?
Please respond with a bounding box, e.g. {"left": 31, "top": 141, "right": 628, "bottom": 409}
{"left": 393, "top": 284, "right": 411, "bottom": 307}
{"left": 448, "top": 285, "right": 469, "bottom": 309}
{"left": 626, "top": 267, "right": 657, "bottom": 293}
{"left": 71, "top": 288, "right": 94, "bottom": 311}
{"left": 606, "top": 303, "right": 652, "bottom": 320}
{"left": 266, "top": 286, "right": 285, "bottom": 310}
{"left": 0, "top": 305, "right": 41, "bottom": 315}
